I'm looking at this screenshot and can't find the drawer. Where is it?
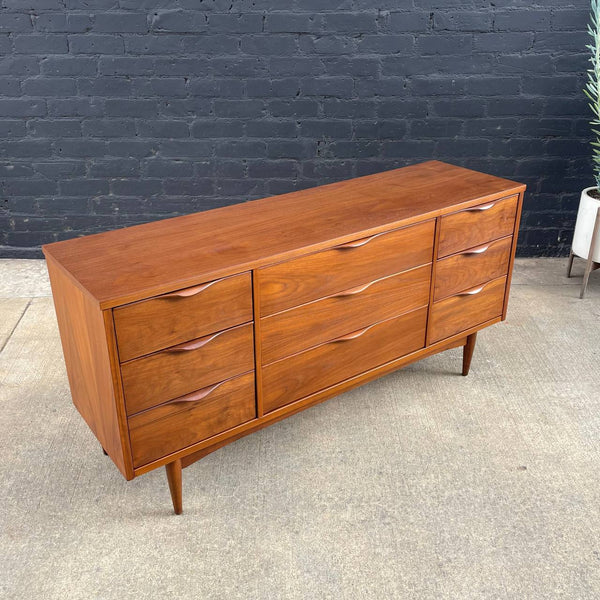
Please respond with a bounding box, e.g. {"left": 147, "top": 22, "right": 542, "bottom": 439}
{"left": 262, "top": 307, "right": 427, "bottom": 414}
{"left": 258, "top": 220, "right": 435, "bottom": 316}
{"left": 428, "top": 276, "right": 507, "bottom": 344}
{"left": 129, "top": 372, "right": 256, "bottom": 468}
{"left": 121, "top": 323, "right": 254, "bottom": 416}
{"left": 261, "top": 264, "right": 431, "bottom": 365}
{"left": 434, "top": 236, "right": 512, "bottom": 301}
{"left": 114, "top": 272, "right": 252, "bottom": 362}
{"left": 438, "top": 195, "right": 518, "bottom": 258}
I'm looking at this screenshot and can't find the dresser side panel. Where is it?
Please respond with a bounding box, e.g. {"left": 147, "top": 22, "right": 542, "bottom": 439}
{"left": 45, "top": 255, "right": 132, "bottom": 479}
{"left": 502, "top": 190, "right": 526, "bottom": 319}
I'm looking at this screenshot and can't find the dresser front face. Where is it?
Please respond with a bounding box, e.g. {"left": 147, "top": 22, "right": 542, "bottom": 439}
{"left": 113, "top": 272, "right": 253, "bottom": 362}
{"left": 31, "top": 180, "right": 506, "bottom": 479}
{"left": 428, "top": 194, "right": 519, "bottom": 345}
{"left": 112, "top": 273, "right": 257, "bottom": 469}
{"left": 257, "top": 220, "right": 435, "bottom": 413}
{"left": 102, "top": 190, "right": 522, "bottom": 475}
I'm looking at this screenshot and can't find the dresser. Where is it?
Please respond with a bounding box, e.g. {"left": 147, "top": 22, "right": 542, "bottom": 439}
{"left": 43, "top": 160, "right": 525, "bottom": 515}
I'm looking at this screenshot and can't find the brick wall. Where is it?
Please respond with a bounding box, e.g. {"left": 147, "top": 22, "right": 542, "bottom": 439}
{"left": 0, "top": 0, "right": 590, "bottom": 257}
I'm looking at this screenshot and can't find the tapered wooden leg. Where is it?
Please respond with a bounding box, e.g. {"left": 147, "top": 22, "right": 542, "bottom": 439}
{"left": 462, "top": 332, "right": 477, "bottom": 376}
{"left": 566, "top": 249, "right": 575, "bottom": 278}
{"left": 165, "top": 458, "right": 183, "bottom": 515}
{"left": 580, "top": 207, "right": 600, "bottom": 299}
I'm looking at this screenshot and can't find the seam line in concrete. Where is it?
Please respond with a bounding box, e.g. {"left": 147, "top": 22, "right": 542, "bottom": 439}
{"left": 0, "top": 298, "right": 32, "bottom": 355}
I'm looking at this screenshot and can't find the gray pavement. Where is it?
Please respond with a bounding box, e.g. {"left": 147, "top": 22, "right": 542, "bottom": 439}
{"left": 1, "top": 258, "right": 599, "bottom": 600}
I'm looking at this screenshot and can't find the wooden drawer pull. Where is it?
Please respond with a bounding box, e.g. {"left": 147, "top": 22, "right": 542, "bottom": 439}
{"left": 335, "top": 232, "right": 382, "bottom": 249}
{"left": 330, "top": 272, "right": 397, "bottom": 298}
{"left": 331, "top": 323, "right": 376, "bottom": 342}
{"left": 464, "top": 202, "right": 496, "bottom": 212}
{"left": 164, "top": 331, "right": 223, "bottom": 353}
{"left": 160, "top": 279, "right": 219, "bottom": 299}
{"left": 332, "top": 281, "right": 374, "bottom": 298}
{"left": 460, "top": 244, "right": 490, "bottom": 256}
{"left": 456, "top": 284, "right": 486, "bottom": 296}
{"left": 165, "top": 381, "right": 225, "bottom": 406}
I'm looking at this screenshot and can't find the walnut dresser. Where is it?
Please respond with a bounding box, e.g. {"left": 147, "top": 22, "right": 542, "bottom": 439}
{"left": 43, "top": 160, "right": 526, "bottom": 515}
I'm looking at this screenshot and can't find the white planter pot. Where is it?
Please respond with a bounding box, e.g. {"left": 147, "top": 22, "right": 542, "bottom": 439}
{"left": 572, "top": 187, "right": 600, "bottom": 262}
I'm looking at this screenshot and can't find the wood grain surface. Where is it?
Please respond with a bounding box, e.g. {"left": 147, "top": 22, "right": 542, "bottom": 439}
{"left": 434, "top": 236, "right": 512, "bottom": 301}
{"left": 121, "top": 323, "right": 254, "bottom": 415}
{"left": 129, "top": 372, "right": 256, "bottom": 467}
{"left": 113, "top": 272, "right": 252, "bottom": 362}
{"left": 428, "top": 276, "right": 507, "bottom": 344}
{"left": 46, "top": 256, "right": 133, "bottom": 478}
{"left": 258, "top": 220, "right": 434, "bottom": 316}
{"left": 42, "top": 161, "right": 525, "bottom": 308}
{"left": 260, "top": 264, "right": 431, "bottom": 364}
{"left": 502, "top": 191, "right": 526, "bottom": 320}
{"left": 262, "top": 307, "right": 428, "bottom": 413}
{"left": 437, "top": 195, "right": 518, "bottom": 258}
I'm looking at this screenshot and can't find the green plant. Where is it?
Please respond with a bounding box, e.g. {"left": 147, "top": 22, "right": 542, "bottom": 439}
{"left": 585, "top": 0, "right": 600, "bottom": 190}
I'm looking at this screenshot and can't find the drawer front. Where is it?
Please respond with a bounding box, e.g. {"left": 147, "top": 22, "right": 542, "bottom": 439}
{"left": 262, "top": 307, "right": 427, "bottom": 414}
{"left": 129, "top": 372, "right": 256, "bottom": 467}
{"left": 114, "top": 272, "right": 252, "bottom": 362}
{"left": 258, "top": 220, "right": 435, "bottom": 316}
{"left": 261, "top": 264, "right": 431, "bottom": 365}
{"left": 438, "top": 195, "right": 518, "bottom": 258}
{"left": 434, "top": 236, "right": 512, "bottom": 301}
{"left": 121, "top": 323, "right": 254, "bottom": 416}
{"left": 429, "top": 276, "right": 507, "bottom": 344}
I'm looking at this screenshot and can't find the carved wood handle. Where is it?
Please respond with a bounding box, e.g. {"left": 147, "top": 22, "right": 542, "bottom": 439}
{"left": 332, "top": 281, "right": 375, "bottom": 298}
{"left": 460, "top": 244, "right": 490, "bottom": 256}
{"left": 464, "top": 202, "right": 496, "bottom": 212}
{"left": 165, "top": 331, "right": 223, "bottom": 353}
{"left": 165, "top": 382, "right": 224, "bottom": 406}
{"left": 160, "top": 279, "right": 219, "bottom": 299}
{"left": 457, "top": 284, "right": 486, "bottom": 296}
{"left": 335, "top": 232, "right": 382, "bottom": 249}
{"left": 331, "top": 323, "right": 376, "bottom": 342}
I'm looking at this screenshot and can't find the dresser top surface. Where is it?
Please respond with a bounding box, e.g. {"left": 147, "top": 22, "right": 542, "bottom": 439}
{"left": 43, "top": 160, "right": 525, "bottom": 308}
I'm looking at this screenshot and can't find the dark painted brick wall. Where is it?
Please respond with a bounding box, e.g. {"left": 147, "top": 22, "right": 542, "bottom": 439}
{"left": 0, "top": 0, "right": 590, "bottom": 257}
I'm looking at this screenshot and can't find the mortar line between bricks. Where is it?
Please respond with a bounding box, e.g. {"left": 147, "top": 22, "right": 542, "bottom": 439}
{"left": 0, "top": 299, "right": 32, "bottom": 355}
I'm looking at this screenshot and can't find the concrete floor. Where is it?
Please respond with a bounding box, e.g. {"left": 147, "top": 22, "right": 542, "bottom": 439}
{"left": 1, "top": 258, "right": 599, "bottom": 600}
